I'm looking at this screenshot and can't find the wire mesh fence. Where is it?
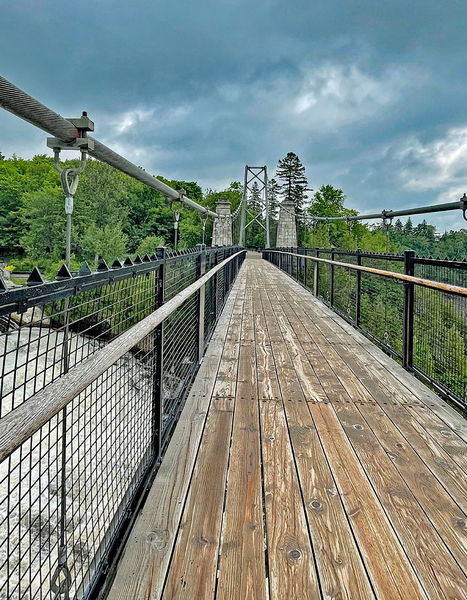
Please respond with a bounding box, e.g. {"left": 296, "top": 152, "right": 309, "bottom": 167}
{"left": 264, "top": 247, "right": 466, "bottom": 413}
{"left": 0, "top": 245, "right": 245, "bottom": 600}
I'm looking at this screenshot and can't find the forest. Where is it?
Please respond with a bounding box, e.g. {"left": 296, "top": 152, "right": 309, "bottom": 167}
{"left": 0, "top": 151, "right": 466, "bottom": 283}
{"left": 0, "top": 150, "right": 465, "bottom": 405}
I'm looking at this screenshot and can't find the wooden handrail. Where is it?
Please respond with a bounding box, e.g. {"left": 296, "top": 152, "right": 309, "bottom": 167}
{"left": 0, "top": 250, "right": 246, "bottom": 462}
{"left": 266, "top": 250, "right": 467, "bottom": 296}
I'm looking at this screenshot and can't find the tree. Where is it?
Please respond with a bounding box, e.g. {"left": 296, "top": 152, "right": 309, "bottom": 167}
{"left": 249, "top": 181, "right": 262, "bottom": 213}
{"left": 135, "top": 235, "right": 165, "bottom": 257}
{"left": 81, "top": 223, "right": 128, "bottom": 265}
{"left": 276, "top": 152, "right": 309, "bottom": 215}
{"left": 267, "top": 178, "right": 280, "bottom": 219}
{"left": 0, "top": 151, "right": 5, "bottom": 160}
{"left": 309, "top": 185, "right": 345, "bottom": 217}
{"left": 19, "top": 187, "right": 65, "bottom": 258}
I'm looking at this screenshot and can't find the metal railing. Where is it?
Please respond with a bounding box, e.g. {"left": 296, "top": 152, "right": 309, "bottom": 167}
{"left": 263, "top": 247, "right": 467, "bottom": 413}
{"left": 0, "top": 245, "right": 245, "bottom": 600}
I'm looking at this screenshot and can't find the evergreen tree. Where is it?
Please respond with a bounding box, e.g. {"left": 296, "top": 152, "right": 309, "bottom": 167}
{"left": 249, "top": 181, "right": 262, "bottom": 214}
{"left": 267, "top": 178, "right": 280, "bottom": 219}
{"left": 246, "top": 181, "right": 265, "bottom": 247}
{"left": 275, "top": 152, "right": 309, "bottom": 215}
{"left": 404, "top": 217, "right": 413, "bottom": 235}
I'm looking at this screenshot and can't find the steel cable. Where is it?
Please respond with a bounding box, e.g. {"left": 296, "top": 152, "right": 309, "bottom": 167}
{"left": 0, "top": 76, "right": 218, "bottom": 218}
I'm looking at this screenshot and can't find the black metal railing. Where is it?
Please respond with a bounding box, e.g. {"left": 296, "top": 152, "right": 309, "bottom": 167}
{"left": 263, "top": 247, "right": 467, "bottom": 413}
{"left": 0, "top": 245, "right": 245, "bottom": 600}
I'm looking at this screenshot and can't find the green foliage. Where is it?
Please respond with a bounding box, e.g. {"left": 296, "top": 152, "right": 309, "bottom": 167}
{"left": 19, "top": 187, "right": 66, "bottom": 258}
{"left": 276, "top": 152, "right": 309, "bottom": 215}
{"left": 135, "top": 235, "right": 166, "bottom": 257}
{"left": 81, "top": 223, "right": 128, "bottom": 265}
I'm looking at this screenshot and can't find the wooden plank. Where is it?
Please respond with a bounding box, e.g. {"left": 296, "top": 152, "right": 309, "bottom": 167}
{"left": 281, "top": 285, "right": 467, "bottom": 479}
{"left": 251, "top": 263, "right": 322, "bottom": 599}
{"left": 280, "top": 276, "right": 467, "bottom": 449}
{"left": 310, "top": 402, "right": 428, "bottom": 600}
{"left": 106, "top": 275, "right": 242, "bottom": 600}
{"left": 163, "top": 396, "right": 234, "bottom": 599}
{"left": 269, "top": 282, "right": 467, "bottom": 598}
{"left": 259, "top": 397, "right": 321, "bottom": 600}
{"left": 298, "top": 286, "right": 467, "bottom": 440}
{"left": 263, "top": 277, "right": 427, "bottom": 598}
{"left": 265, "top": 340, "right": 375, "bottom": 600}
{"left": 217, "top": 342, "right": 267, "bottom": 600}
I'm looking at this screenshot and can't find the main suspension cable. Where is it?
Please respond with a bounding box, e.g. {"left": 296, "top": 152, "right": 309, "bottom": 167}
{"left": 0, "top": 75, "right": 218, "bottom": 218}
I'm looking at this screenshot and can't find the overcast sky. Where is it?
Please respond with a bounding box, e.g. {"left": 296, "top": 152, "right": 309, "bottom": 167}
{"left": 1, "top": 0, "right": 467, "bottom": 230}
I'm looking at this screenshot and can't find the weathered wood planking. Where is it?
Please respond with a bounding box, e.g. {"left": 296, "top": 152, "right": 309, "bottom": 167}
{"left": 106, "top": 269, "right": 244, "bottom": 600}
{"left": 268, "top": 285, "right": 467, "bottom": 599}
{"left": 254, "top": 285, "right": 375, "bottom": 599}
{"left": 216, "top": 338, "right": 267, "bottom": 599}
{"left": 162, "top": 396, "right": 234, "bottom": 599}
{"left": 260, "top": 282, "right": 425, "bottom": 599}
{"left": 108, "top": 258, "right": 466, "bottom": 600}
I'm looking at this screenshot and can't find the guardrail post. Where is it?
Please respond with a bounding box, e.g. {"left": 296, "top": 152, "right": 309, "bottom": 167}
{"left": 304, "top": 248, "right": 308, "bottom": 288}
{"left": 330, "top": 247, "right": 335, "bottom": 306}
{"left": 403, "top": 250, "right": 415, "bottom": 370}
{"left": 153, "top": 246, "right": 166, "bottom": 460}
{"left": 356, "top": 248, "right": 362, "bottom": 326}
{"left": 314, "top": 248, "right": 319, "bottom": 296}
{"left": 213, "top": 249, "right": 219, "bottom": 318}
{"left": 196, "top": 244, "right": 206, "bottom": 363}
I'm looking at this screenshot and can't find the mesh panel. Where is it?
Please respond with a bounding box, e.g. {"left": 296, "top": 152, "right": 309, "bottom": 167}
{"left": 265, "top": 248, "right": 466, "bottom": 410}
{"left": 0, "top": 247, "right": 245, "bottom": 599}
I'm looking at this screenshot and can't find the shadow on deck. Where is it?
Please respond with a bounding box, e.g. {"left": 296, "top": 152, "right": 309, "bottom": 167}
{"left": 107, "top": 258, "right": 466, "bottom": 600}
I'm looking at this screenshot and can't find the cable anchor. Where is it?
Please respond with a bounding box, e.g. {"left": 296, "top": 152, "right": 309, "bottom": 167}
{"left": 51, "top": 545, "right": 72, "bottom": 600}
{"left": 461, "top": 193, "right": 467, "bottom": 221}
{"left": 381, "top": 210, "right": 393, "bottom": 227}
{"left": 47, "top": 112, "right": 94, "bottom": 265}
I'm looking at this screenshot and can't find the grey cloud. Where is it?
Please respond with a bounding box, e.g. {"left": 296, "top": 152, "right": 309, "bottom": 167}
{"left": 1, "top": 0, "right": 467, "bottom": 230}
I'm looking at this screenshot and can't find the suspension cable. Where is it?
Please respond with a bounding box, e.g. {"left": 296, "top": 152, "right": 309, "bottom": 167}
{"left": 278, "top": 195, "right": 467, "bottom": 223}
{"left": 0, "top": 75, "right": 218, "bottom": 218}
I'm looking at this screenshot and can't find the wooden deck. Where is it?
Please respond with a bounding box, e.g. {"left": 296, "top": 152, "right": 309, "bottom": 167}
{"left": 107, "top": 256, "right": 467, "bottom": 600}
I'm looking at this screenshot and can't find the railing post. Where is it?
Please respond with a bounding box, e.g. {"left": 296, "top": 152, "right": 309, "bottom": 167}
{"left": 196, "top": 244, "right": 206, "bottom": 363}
{"left": 403, "top": 250, "right": 415, "bottom": 370}
{"left": 304, "top": 248, "right": 308, "bottom": 288}
{"left": 295, "top": 247, "right": 299, "bottom": 280}
{"left": 314, "top": 248, "right": 319, "bottom": 296}
{"left": 213, "top": 249, "right": 219, "bottom": 318}
{"left": 356, "top": 248, "right": 362, "bottom": 326}
{"left": 330, "top": 247, "right": 335, "bottom": 307}
{"left": 153, "top": 246, "right": 166, "bottom": 460}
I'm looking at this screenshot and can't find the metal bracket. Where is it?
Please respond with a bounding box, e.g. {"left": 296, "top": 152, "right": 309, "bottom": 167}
{"left": 381, "top": 210, "right": 393, "bottom": 227}
{"left": 461, "top": 193, "right": 467, "bottom": 221}
{"left": 51, "top": 546, "right": 72, "bottom": 600}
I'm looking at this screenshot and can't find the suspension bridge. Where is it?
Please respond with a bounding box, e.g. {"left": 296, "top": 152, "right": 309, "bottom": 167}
{"left": 0, "top": 77, "right": 466, "bottom": 600}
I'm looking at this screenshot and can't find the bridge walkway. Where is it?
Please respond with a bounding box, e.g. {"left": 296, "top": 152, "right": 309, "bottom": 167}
{"left": 107, "top": 256, "right": 467, "bottom": 600}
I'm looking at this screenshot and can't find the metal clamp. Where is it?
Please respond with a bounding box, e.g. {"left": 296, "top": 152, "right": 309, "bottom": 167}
{"left": 51, "top": 546, "right": 72, "bottom": 600}
{"left": 461, "top": 193, "right": 467, "bottom": 221}
{"left": 381, "top": 210, "right": 393, "bottom": 227}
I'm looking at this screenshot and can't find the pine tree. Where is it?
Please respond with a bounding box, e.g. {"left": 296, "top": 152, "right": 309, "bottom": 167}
{"left": 246, "top": 181, "right": 265, "bottom": 247}
{"left": 276, "top": 152, "right": 309, "bottom": 215}
{"left": 267, "top": 178, "right": 280, "bottom": 219}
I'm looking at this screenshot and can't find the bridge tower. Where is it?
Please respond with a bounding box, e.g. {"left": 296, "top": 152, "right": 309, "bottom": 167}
{"left": 211, "top": 197, "right": 233, "bottom": 246}
{"left": 276, "top": 200, "right": 297, "bottom": 247}
{"left": 238, "top": 166, "right": 270, "bottom": 247}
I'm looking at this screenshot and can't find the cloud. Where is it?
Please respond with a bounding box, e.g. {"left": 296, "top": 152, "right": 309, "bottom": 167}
{"left": 397, "top": 127, "right": 467, "bottom": 196}
{"left": 1, "top": 0, "right": 467, "bottom": 230}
